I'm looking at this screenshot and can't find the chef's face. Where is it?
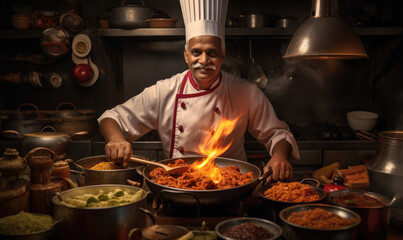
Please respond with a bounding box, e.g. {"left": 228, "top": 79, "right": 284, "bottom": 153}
{"left": 184, "top": 35, "right": 226, "bottom": 89}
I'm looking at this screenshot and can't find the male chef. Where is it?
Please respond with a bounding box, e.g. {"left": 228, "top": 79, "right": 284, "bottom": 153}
{"left": 98, "top": 0, "right": 300, "bottom": 182}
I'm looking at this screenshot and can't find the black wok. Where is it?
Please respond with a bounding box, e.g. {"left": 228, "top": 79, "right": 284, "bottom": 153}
{"left": 143, "top": 156, "right": 269, "bottom": 207}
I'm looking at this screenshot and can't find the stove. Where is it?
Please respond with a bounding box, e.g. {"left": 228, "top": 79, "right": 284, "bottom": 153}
{"left": 146, "top": 187, "right": 275, "bottom": 229}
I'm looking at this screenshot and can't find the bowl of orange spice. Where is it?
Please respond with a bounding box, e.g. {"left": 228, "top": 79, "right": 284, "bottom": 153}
{"left": 279, "top": 204, "right": 361, "bottom": 240}
{"left": 258, "top": 181, "right": 326, "bottom": 223}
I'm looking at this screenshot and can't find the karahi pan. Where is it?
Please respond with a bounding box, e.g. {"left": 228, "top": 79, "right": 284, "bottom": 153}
{"left": 143, "top": 156, "right": 270, "bottom": 206}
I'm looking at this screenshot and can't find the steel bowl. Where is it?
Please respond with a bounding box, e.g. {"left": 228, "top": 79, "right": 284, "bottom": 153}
{"left": 279, "top": 204, "right": 361, "bottom": 240}
{"left": 215, "top": 217, "right": 282, "bottom": 240}
{"left": 71, "top": 155, "right": 146, "bottom": 187}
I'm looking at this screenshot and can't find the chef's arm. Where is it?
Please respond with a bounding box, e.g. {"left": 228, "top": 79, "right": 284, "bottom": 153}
{"left": 263, "top": 139, "right": 293, "bottom": 182}
{"left": 99, "top": 118, "right": 133, "bottom": 167}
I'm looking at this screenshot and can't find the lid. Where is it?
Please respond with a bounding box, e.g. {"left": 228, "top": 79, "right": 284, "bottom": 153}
{"left": 141, "top": 225, "right": 190, "bottom": 240}
{"left": 24, "top": 126, "right": 68, "bottom": 138}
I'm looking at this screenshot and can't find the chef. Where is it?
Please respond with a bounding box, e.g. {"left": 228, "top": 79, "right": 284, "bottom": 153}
{"left": 98, "top": 0, "right": 300, "bottom": 182}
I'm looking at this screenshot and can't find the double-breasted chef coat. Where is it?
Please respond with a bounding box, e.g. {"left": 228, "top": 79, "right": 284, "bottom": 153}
{"left": 98, "top": 70, "right": 300, "bottom": 161}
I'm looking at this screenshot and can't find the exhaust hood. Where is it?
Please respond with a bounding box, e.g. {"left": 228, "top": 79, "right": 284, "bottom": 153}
{"left": 283, "top": 0, "right": 368, "bottom": 59}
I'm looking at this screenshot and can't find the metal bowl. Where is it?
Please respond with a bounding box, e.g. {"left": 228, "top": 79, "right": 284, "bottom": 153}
{"left": 0, "top": 213, "right": 60, "bottom": 240}
{"left": 279, "top": 204, "right": 361, "bottom": 240}
{"left": 215, "top": 217, "right": 282, "bottom": 240}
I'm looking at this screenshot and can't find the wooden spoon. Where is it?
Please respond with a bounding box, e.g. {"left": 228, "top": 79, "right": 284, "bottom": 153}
{"left": 129, "top": 156, "right": 190, "bottom": 175}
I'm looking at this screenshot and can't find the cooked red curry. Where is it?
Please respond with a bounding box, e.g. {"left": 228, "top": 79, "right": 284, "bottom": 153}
{"left": 149, "top": 159, "right": 253, "bottom": 190}
{"left": 332, "top": 193, "right": 387, "bottom": 208}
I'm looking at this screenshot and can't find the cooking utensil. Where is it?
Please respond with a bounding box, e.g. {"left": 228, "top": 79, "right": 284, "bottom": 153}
{"left": 52, "top": 184, "right": 148, "bottom": 240}
{"left": 258, "top": 180, "right": 327, "bottom": 223}
{"left": 129, "top": 156, "right": 189, "bottom": 175}
{"left": 244, "top": 14, "right": 268, "bottom": 28}
{"left": 146, "top": 18, "right": 177, "bottom": 28}
{"left": 0, "top": 212, "right": 61, "bottom": 240}
{"left": 5, "top": 126, "right": 87, "bottom": 160}
{"left": 346, "top": 111, "right": 378, "bottom": 131}
{"left": 142, "top": 156, "right": 272, "bottom": 206}
{"left": 279, "top": 204, "right": 361, "bottom": 240}
{"left": 247, "top": 40, "right": 269, "bottom": 89}
{"left": 52, "top": 102, "right": 83, "bottom": 118}
{"left": 40, "top": 27, "right": 70, "bottom": 58}
{"left": 72, "top": 34, "right": 91, "bottom": 58}
{"left": 355, "top": 130, "right": 403, "bottom": 229}
{"left": 215, "top": 217, "right": 282, "bottom": 240}
{"left": 71, "top": 155, "right": 147, "bottom": 186}
{"left": 1, "top": 103, "right": 47, "bottom": 139}
{"left": 328, "top": 190, "right": 392, "bottom": 240}
{"left": 108, "top": 4, "right": 154, "bottom": 29}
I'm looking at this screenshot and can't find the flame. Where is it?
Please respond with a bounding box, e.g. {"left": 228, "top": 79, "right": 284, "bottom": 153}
{"left": 192, "top": 117, "right": 240, "bottom": 184}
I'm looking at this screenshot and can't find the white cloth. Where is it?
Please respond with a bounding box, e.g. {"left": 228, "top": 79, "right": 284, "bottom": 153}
{"left": 180, "top": 0, "right": 228, "bottom": 42}
{"left": 98, "top": 70, "right": 300, "bottom": 161}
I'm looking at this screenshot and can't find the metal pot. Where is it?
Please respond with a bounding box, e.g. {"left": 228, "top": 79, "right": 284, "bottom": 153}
{"left": 356, "top": 130, "right": 403, "bottom": 229}
{"left": 6, "top": 126, "right": 87, "bottom": 160}
{"left": 45, "top": 102, "right": 97, "bottom": 136}
{"left": 52, "top": 184, "right": 148, "bottom": 240}
{"left": 328, "top": 190, "right": 391, "bottom": 240}
{"left": 108, "top": 5, "right": 154, "bottom": 29}
{"left": 71, "top": 155, "right": 147, "bottom": 186}
{"left": 142, "top": 156, "right": 271, "bottom": 207}
{"left": 1, "top": 103, "right": 47, "bottom": 139}
{"left": 279, "top": 204, "right": 361, "bottom": 240}
{"left": 356, "top": 130, "right": 403, "bottom": 198}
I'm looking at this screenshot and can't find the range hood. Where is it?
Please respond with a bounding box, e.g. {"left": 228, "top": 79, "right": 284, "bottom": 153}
{"left": 283, "top": 0, "right": 368, "bottom": 59}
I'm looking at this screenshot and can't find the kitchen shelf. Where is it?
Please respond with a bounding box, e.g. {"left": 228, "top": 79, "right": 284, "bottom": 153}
{"left": 0, "top": 27, "right": 401, "bottom": 39}
{"left": 97, "top": 27, "right": 403, "bottom": 38}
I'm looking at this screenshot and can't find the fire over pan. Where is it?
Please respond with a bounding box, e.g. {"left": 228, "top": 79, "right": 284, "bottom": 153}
{"left": 142, "top": 156, "right": 271, "bottom": 207}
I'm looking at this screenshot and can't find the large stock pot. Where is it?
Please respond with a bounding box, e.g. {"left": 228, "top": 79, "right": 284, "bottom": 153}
{"left": 52, "top": 184, "right": 147, "bottom": 240}
{"left": 356, "top": 130, "right": 403, "bottom": 228}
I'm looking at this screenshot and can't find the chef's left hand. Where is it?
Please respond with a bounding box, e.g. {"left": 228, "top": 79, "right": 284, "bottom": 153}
{"left": 263, "top": 139, "right": 293, "bottom": 183}
{"left": 263, "top": 155, "right": 293, "bottom": 183}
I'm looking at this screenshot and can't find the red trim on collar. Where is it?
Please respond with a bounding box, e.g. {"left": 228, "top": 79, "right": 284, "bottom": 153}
{"left": 179, "top": 71, "right": 222, "bottom": 98}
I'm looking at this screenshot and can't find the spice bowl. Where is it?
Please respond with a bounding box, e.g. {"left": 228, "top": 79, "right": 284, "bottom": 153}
{"left": 215, "top": 217, "right": 282, "bottom": 240}
{"left": 146, "top": 18, "right": 177, "bottom": 28}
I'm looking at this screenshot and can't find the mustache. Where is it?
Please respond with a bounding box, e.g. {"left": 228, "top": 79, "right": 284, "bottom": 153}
{"left": 191, "top": 62, "right": 216, "bottom": 70}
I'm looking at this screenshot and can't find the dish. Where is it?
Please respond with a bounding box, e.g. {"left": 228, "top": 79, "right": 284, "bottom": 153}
{"left": 346, "top": 111, "right": 378, "bottom": 131}
{"left": 71, "top": 53, "right": 88, "bottom": 65}
{"left": 146, "top": 18, "right": 177, "bottom": 28}
{"left": 77, "top": 56, "right": 99, "bottom": 87}
{"left": 72, "top": 34, "right": 91, "bottom": 58}
{"left": 215, "top": 217, "right": 282, "bottom": 240}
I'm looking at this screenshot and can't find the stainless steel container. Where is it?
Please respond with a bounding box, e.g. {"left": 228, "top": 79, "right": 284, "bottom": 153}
{"left": 71, "top": 155, "right": 146, "bottom": 186}
{"left": 52, "top": 184, "right": 147, "bottom": 240}
{"left": 244, "top": 14, "right": 268, "bottom": 28}
{"left": 108, "top": 5, "right": 154, "bottom": 29}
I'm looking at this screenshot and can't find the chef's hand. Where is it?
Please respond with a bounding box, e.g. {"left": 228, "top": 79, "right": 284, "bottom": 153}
{"left": 263, "top": 156, "right": 293, "bottom": 183}
{"left": 105, "top": 137, "right": 133, "bottom": 168}
{"left": 99, "top": 118, "right": 133, "bottom": 167}
{"left": 263, "top": 139, "right": 293, "bottom": 183}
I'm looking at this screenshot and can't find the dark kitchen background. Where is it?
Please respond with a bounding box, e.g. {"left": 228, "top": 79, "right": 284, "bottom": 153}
{"left": 0, "top": 0, "right": 402, "bottom": 173}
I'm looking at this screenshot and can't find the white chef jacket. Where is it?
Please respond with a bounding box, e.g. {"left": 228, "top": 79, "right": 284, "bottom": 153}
{"left": 98, "top": 70, "right": 300, "bottom": 161}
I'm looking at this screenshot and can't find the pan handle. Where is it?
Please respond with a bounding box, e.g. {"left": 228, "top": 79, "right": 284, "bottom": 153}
{"left": 355, "top": 130, "right": 378, "bottom": 142}
{"left": 257, "top": 167, "right": 273, "bottom": 184}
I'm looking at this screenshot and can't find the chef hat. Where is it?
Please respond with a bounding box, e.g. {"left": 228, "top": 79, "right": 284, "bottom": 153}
{"left": 180, "top": 0, "right": 229, "bottom": 44}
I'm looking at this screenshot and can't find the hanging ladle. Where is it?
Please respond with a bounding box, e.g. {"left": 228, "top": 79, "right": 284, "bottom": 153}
{"left": 129, "top": 156, "right": 190, "bottom": 175}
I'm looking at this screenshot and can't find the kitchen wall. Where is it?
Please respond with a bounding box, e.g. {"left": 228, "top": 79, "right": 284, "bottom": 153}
{"left": 0, "top": 0, "right": 402, "bottom": 135}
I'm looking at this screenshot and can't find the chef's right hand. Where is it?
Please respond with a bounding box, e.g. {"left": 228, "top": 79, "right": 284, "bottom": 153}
{"left": 105, "top": 137, "right": 133, "bottom": 168}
